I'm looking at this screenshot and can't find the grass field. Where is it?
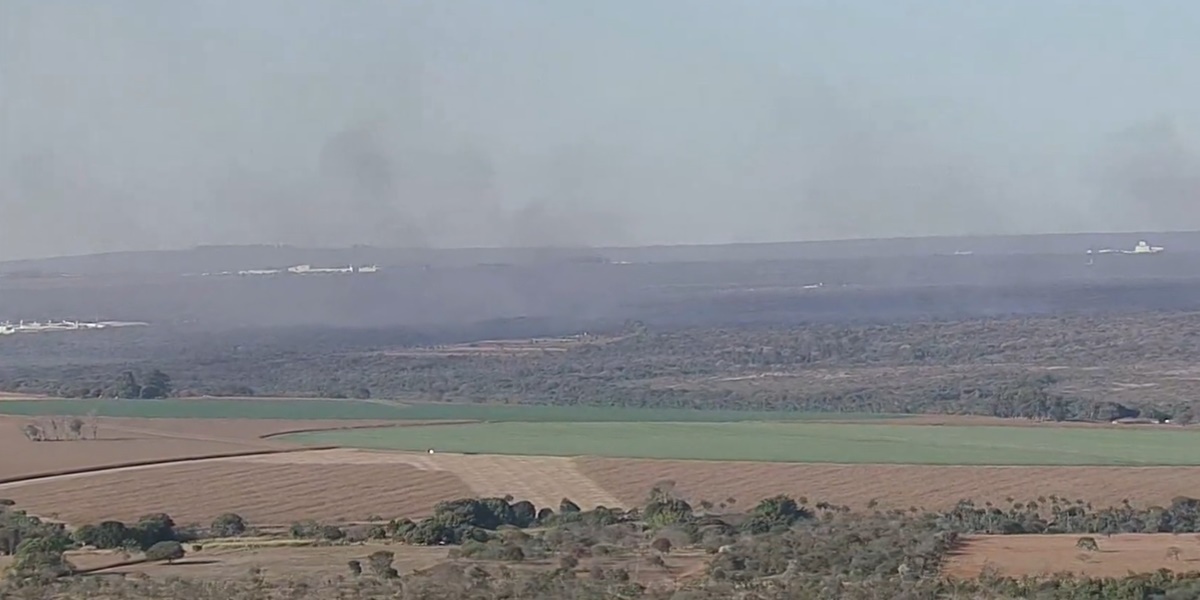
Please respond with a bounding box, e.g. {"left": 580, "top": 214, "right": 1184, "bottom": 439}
{"left": 285, "top": 421, "right": 1200, "bottom": 465}
{"left": 0, "top": 398, "right": 897, "bottom": 422}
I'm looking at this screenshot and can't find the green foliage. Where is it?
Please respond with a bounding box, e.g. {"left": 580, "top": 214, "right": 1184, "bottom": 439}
{"left": 8, "top": 536, "right": 73, "bottom": 582}
{"left": 144, "top": 540, "right": 185, "bottom": 563}
{"left": 741, "top": 494, "right": 812, "bottom": 533}
{"left": 76, "top": 515, "right": 178, "bottom": 551}
{"left": 209, "top": 513, "right": 247, "bottom": 537}
{"left": 365, "top": 550, "right": 397, "bottom": 578}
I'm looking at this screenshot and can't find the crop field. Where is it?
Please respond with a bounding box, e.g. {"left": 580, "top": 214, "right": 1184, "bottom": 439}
{"left": 0, "top": 398, "right": 898, "bottom": 422}
{"left": 282, "top": 421, "right": 1200, "bottom": 465}
{"left": 943, "top": 534, "right": 1200, "bottom": 578}
{"left": 9, "top": 402, "right": 1200, "bottom": 534}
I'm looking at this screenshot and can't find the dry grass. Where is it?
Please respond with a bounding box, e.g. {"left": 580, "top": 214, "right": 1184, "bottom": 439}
{"left": 943, "top": 533, "right": 1200, "bottom": 578}
{"left": 577, "top": 458, "right": 1200, "bottom": 511}
{"left": 64, "top": 543, "right": 708, "bottom": 585}
{"left": 67, "top": 544, "right": 450, "bottom": 581}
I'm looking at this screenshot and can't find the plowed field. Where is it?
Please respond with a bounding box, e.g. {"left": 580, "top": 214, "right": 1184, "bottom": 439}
{"left": 943, "top": 534, "right": 1200, "bottom": 578}
{"left": 577, "top": 458, "right": 1200, "bottom": 511}
{"left": 0, "top": 455, "right": 474, "bottom": 524}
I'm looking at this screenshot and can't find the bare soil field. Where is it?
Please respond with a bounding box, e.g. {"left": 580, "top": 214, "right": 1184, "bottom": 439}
{"left": 943, "top": 533, "right": 1200, "bottom": 578}
{"left": 0, "top": 449, "right": 621, "bottom": 525}
{"left": 0, "top": 416, "right": 391, "bottom": 480}
{"left": 577, "top": 458, "right": 1200, "bottom": 511}
{"left": 0, "top": 455, "right": 474, "bottom": 525}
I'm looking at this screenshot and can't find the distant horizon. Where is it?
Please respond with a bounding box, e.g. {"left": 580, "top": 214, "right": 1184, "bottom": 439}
{"left": 3, "top": 228, "right": 1196, "bottom": 265}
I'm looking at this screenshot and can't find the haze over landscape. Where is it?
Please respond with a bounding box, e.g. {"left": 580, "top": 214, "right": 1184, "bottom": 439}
{"left": 3, "top": 1, "right": 1200, "bottom": 261}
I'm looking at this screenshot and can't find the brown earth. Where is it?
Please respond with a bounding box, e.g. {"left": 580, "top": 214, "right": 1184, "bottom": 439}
{"left": 55, "top": 542, "right": 708, "bottom": 586}
{"left": 943, "top": 533, "right": 1200, "bottom": 578}
{"left": 0, "top": 456, "right": 475, "bottom": 525}
{"left": 0, "top": 449, "right": 621, "bottom": 525}
{"left": 577, "top": 458, "right": 1200, "bottom": 511}
{"left": 0, "top": 416, "right": 396, "bottom": 480}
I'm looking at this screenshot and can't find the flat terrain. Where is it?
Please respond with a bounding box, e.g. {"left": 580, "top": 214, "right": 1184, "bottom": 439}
{"left": 578, "top": 458, "right": 1200, "bottom": 512}
{"left": 283, "top": 421, "right": 1200, "bottom": 465}
{"left": 0, "top": 399, "right": 896, "bottom": 422}
{"left": 29, "top": 541, "right": 709, "bottom": 586}
{"left": 12, "top": 445, "right": 1200, "bottom": 526}
{"left": 943, "top": 533, "right": 1200, "bottom": 578}
{"left": 0, "top": 415, "right": 393, "bottom": 480}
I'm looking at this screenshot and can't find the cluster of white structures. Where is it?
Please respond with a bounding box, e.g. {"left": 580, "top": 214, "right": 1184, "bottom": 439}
{"left": 0, "top": 320, "right": 147, "bottom": 336}
{"left": 201, "top": 264, "right": 381, "bottom": 277}
{"left": 1087, "top": 240, "right": 1165, "bottom": 255}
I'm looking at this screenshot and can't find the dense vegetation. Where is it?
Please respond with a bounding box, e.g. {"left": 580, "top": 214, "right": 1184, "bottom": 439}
{"left": 12, "top": 489, "right": 1200, "bottom": 598}
{"left": 4, "top": 311, "right": 1200, "bottom": 422}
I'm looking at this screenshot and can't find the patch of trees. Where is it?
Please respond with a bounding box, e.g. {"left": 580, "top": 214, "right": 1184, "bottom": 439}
{"left": 74, "top": 513, "right": 182, "bottom": 551}
{"left": 19, "top": 415, "right": 97, "bottom": 442}
{"left": 19, "top": 493, "right": 1200, "bottom": 598}
{"left": 936, "top": 495, "right": 1200, "bottom": 535}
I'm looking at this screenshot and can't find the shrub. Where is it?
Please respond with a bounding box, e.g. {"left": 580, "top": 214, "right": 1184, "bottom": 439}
{"left": 144, "top": 540, "right": 185, "bottom": 564}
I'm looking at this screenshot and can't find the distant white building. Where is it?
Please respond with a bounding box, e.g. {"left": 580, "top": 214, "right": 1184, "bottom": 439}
{"left": 1087, "top": 240, "right": 1164, "bottom": 255}
{"left": 1130, "top": 240, "right": 1164, "bottom": 254}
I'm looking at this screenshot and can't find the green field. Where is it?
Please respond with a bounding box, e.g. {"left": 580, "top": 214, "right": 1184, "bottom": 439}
{"left": 0, "top": 398, "right": 897, "bottom": 422}
{"left": 284, "top": 421, "right": 1200, "bottom": 465}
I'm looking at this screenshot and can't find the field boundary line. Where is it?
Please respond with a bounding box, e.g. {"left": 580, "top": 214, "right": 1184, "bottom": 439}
{"left": 0, "top": 446, "right": 338, "bottom": 487}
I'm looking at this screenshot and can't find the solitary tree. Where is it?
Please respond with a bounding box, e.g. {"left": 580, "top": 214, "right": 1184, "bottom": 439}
{"left": 367, "top": 550, "right": 398, "bottom": 578}
{"left": 1076, "top": 537, "right": 1100, "bottom": 552}
{"left": 145, "top": 540, "right": 185, "bottom": 564}
{"left": 210, "top": 513, "right": 247, "bottom": 537}
{"left": 67, "top": 418, "right": 84, "bottom": 440}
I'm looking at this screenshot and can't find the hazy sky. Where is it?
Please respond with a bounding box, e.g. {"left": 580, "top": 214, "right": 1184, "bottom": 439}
{"left": 2, "top": 1, "right": 1199, "bottom": 260}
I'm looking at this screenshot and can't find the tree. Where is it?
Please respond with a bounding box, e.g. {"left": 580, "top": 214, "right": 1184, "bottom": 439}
{"left": 367, "top": 550, "right": 398, "bottom": 578}
{"left": 116, "top": 371, "right": 142, "bottom": 399}
{"left": 211, "top": 513, "right": 247, "bottom": 537}
{"left": 559, "top": 498, "right": 581, "bottom": 514}
{"left": 651, "top": 538, "right": 673, "bottom": 554}
{"left": 142, "top": 370, "right": 172, "bottom": 398}
{"left": 67, "top": 418, "right": 84, "bottom": 440}
{"left": 145, "top": 540, "right": 185, "bottom": 564}
{"left": 20, "top": 424, "right": 42, "bottom": 442}
{"left": 9, "top": 537, "right": 73, "bottom": 582}
{"left": 347, "top": 560, "right": 362, "bottom": 576}
{"left": 1076, "top": 536, "right": 1099, "bottom": 552}
{"left": 76, "top": 521, "right": 132, "bottom": 550}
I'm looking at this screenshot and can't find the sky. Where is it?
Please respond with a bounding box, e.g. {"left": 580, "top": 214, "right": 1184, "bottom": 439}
{"left": 1, "top": 1, "right": 1199, "bottom": 260}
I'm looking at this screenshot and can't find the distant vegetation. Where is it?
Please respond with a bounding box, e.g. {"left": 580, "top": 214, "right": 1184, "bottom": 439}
{"left": 3, "top": 312, "right": 1200, "bottom": 423}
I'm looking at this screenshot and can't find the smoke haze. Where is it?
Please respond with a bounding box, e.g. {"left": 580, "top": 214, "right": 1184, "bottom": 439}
{"left": 2, "top": 1, "right": 1200, "bottom": 260}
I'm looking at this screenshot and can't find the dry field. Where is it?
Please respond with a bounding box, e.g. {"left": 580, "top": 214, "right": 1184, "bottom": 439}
{"left": 0, "top": 449, "right": 618, "bottom": 525}
{"left": 576, "top": 458, "right": 1200, "bottom": 511}
{"left": 0, "top": 416, "right": 393, "bottom": 481}
{"left": 943, "top": 533, "right": 1200, "bottom": 578}
{"left": 9, "top": 414, "right": 1200, "bottom": 531}
{"left": 44, "top": 541, "right": 708, "bottom": 585}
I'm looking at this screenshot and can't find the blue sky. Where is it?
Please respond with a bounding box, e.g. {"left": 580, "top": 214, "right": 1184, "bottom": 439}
{"left": 1, "top": 1, "right": 1198, "bottom": 258}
